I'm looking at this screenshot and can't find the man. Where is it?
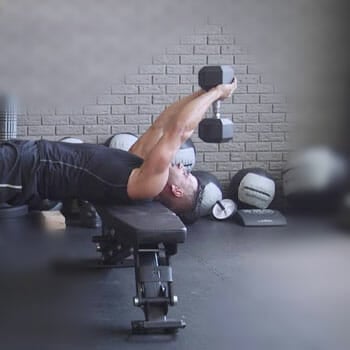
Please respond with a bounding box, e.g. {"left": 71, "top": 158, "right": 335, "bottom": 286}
{"left": 0, "top": 81, "right": 237, "bottom": 223}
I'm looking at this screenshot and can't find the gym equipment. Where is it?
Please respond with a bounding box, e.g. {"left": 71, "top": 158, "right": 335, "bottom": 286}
{"left": 105, "top": 132, "right": 138, "bottom": 151}
{"left": 212, "top": 199, "right": 237, "bottom": 220}
{"left": 229, "top": 168, "right": 275, "bottom": 209}
{"left": 92, "top": 202, "right": 187, "bottom": 334}
{"left": 60, "top": 137, "right": 84, "bottom": 144}
{"left": 0, "top": 95, "right": 17, "bottom": 141}
{"left": 198, "top": 66, "right": 235, "bottom": 143}
{"left": 283, "top": 147, "right": 348, "bottom": 211}
{"left": 235, "top": 209, "right": 287, "bottom": 227}
{"left": 172, "top": 138, "right": 196, "bottom": 171}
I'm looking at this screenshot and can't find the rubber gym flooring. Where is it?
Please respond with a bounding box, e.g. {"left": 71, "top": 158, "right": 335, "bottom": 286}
{"left": 1, "top": 214, "right": 349, "bottom": 350}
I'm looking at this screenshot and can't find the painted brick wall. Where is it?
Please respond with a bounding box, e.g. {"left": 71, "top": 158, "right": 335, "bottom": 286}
{"left": 17, "top": 24, "right": 290, "bottom": 190}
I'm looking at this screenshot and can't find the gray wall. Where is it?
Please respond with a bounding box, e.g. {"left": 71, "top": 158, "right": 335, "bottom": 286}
{"left": 0, "top": 1, "right": 294, "bottom": 191}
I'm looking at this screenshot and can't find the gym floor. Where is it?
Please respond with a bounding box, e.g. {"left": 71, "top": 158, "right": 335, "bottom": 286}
{"left": 1, "top": 215, "right": 350, "bottom": 350}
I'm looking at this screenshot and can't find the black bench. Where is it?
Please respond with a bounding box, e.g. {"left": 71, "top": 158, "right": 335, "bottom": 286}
{"left": 93, "top": 201, "right": 187, "bottom": 334}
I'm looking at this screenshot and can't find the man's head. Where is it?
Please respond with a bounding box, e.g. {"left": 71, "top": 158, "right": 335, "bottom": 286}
{"left": 157, "top": 163, "right": 199, "bottom": 216}
{"left": 158, "top": 166, "right": 224, "bottom": 224}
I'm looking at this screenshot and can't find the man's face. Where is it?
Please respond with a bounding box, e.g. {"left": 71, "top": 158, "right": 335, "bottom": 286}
{"left": 169, "top": 163, "right": 198, "bottom": 193}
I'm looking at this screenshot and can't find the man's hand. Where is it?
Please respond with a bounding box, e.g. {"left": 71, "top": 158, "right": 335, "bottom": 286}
{"left": 216, "top": 78, "right": 238, "bottom": 100}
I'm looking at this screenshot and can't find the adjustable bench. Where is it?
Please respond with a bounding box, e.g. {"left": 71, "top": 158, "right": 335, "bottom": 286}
{"left": 92, "top": 201, "right": 187, "bottom": 334}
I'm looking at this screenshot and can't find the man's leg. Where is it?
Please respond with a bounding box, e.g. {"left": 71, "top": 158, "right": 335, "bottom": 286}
{"left": 129, "top": 90, "right": 205, "bottom": 159}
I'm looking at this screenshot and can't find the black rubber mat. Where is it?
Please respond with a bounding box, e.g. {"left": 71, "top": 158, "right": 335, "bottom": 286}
{"left": 0, "top": 215, "right": 349, "bottom": 349}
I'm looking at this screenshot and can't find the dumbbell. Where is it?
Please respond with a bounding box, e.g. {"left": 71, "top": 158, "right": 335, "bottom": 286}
{"left": 198, "top": 66, "right": 235, "bottom": 143}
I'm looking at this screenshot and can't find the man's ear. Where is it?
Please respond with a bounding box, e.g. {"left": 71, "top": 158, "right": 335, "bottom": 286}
{"left": 171, "top": 184, "right": 184, "bottom": 198}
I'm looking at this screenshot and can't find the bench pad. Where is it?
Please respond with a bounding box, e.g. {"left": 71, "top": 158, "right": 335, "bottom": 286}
{"left": 95, "top": 202, "right": 187, "bottom": 245}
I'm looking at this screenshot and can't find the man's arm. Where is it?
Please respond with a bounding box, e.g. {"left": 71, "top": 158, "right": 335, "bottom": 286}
{"left": 129, "top": 89, "right": 205, "bottom": 159}
{"left": 127, "top": 83, "right": 236, "bottom": 200}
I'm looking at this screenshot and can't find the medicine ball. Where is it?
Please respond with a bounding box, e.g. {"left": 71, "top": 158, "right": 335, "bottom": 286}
{"left": 229, "top": 168, "right": 275, "bottom": 209}
{"left": 192, "top": 170, "right": 223, "bottom": 216}
{"left": 173, "top": 138, "right": 196, "bottom": 171}
{"left": 60, "top": 137, "right": 84, "bottom": 144}
{"left": 105, "top": 132, "right": 138, "bottom": 151}
{"left": 283, "top": 147, "right": 348, "bottom": 210}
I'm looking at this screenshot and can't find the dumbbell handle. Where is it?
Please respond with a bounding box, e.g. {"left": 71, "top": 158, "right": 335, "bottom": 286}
{"left": 213, "top": 100, "right": 221, "bottom": 119}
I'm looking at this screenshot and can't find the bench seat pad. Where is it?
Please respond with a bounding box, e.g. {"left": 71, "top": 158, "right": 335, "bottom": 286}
{"left": 95, "top": 202, "right": 187, "bottom": 245}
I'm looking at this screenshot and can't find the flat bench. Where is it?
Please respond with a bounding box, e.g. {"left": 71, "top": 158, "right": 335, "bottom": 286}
{"left": 93, "top": 201, "right": 187, "bottom": 334}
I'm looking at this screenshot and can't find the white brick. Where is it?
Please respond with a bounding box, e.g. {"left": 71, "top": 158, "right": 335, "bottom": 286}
{"left": 273, "top": 104, "right": 288, "bottom": 112}
{"left": 56, "top": 125, "right": 82, "bottom": 135}
{"left": 112, "top": 85, "right": 138, "bottom": 94}
{"left": 112, "top": 125, "right": 138, "bottom": 134}
{"left": 234, "top": 65, "right": 248, "bottom": 74}
{"left": 180, "top": 75, "right": 197, "bottom": 84}
{"left": 166, "top": 85, "right": 193, "bottom": 94}
{"left": 237, "top": 74, "right": 260, "bottom": 84}
{"left": 217, "top": 162, "right": 243, "bottom": 171}
{"left": 208, "top": 35, "right": 234, "bottom": 44}
{"left": 219, "top": 142, "right": 245, "bottom": 152}
{"left": 166, "top": 45, "right": 193, "bottom": 54}
{"left": 259, "top": 133, "right": 284, "bottom": 142}
{"left": 125, "top": 115, "right": 152, "bottom": 124}
{"left": 204, "top": 152, "right": 230, "bottom": 162}
{"left": 231, "top": 152, "right": 256, "bottom": 161}
{"left": 234, "top": 133, "right": 258, "bottom": 142}
{"left": 260, "top": 94, "right": 286, "bottom": 104}
{"left": 221, "top": 104, "right": 246, "bottom": 113}
{"left": 18, "top": 115, "right": 41, "bottom": 126}
{"left": 180, "top": 55, "right": 206, "bottom": 64}
{"left": 246, "top": 142, "right": 271, "bottom": 151}
{"left": 139, "top": 85, "right": 165, "bottom": 94}
{"left": 247, "top": 104, "right": 273, "bottom": 113}
{"left": 271, "top": 142, "right": 290, "bottom": 151}
{"left": 233, "top": 113, "right": 258, "bottom": 123}
{"left": 70, "top": 116, "right": 97, "bottom": 127}
{"left": 153, "top": 75, "right": 179, "bottom": 84}
{"left": 125, "top": 95, "right": 152, "bottom": 105}
{"left": 97, "top": 115, "right": 124, "bottom": 124}
{"left": 112, "top": 105, "right": 138, "bottom": 114}
{"left": 28, "top": 125, "right": 55, "bottom": 136}
{"left": 234, "top": 94, "right": 259, "bottom": 104}
{"left": 84, "top": 105, "right": 110, "bottom": 115}
{"left": 221, "top": 45, "right": 247, "bottom": 54}
{"left": 208, "top": 55, "right": 234, "bottom": 65}
{"left": 248, "top": 84, "right": 274, "bottom": 93}
{"left": 42, "top": 115, "right": 69, "bottom": 125}
{"left": 166, "top": 65, "right": 193, "bottom": 74}
{"left": 153, "top": 95, "right": 178, "bottom": 104}
{"left": 257, "top": 152, "right": 283, "bottom": 161}
{"left": 84, "top": 125, "right": 110, "bottom": 135}
{"left": 152, "top": 54, "right": 179, "bottom": 64}
{"left": 260, "top": 113, "right": 285, "bottom": 123}
{"left": 246, "top": 124, "right": 271, "bottom": 132}
{"left": 139, "top": 105, "right": 164, "bottom": 114}
{"left": 194, "top": 45, "right": 220, "bottom": 54}
{"left": 125, "top": 75, "right": 152, "bottom": 84}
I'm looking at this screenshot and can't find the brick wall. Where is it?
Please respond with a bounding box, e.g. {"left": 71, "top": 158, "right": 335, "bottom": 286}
{"left": 17, "top": 24, "right": 290, "bottom": 191}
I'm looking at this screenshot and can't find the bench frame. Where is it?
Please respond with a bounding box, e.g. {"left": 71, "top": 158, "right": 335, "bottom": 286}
{"left": 93, "top": 203, "right": 187, "bottom": 334}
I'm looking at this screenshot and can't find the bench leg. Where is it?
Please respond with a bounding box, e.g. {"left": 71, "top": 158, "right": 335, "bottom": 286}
{"left": 131, "top": 245, "right": 186, "bottom": 334}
